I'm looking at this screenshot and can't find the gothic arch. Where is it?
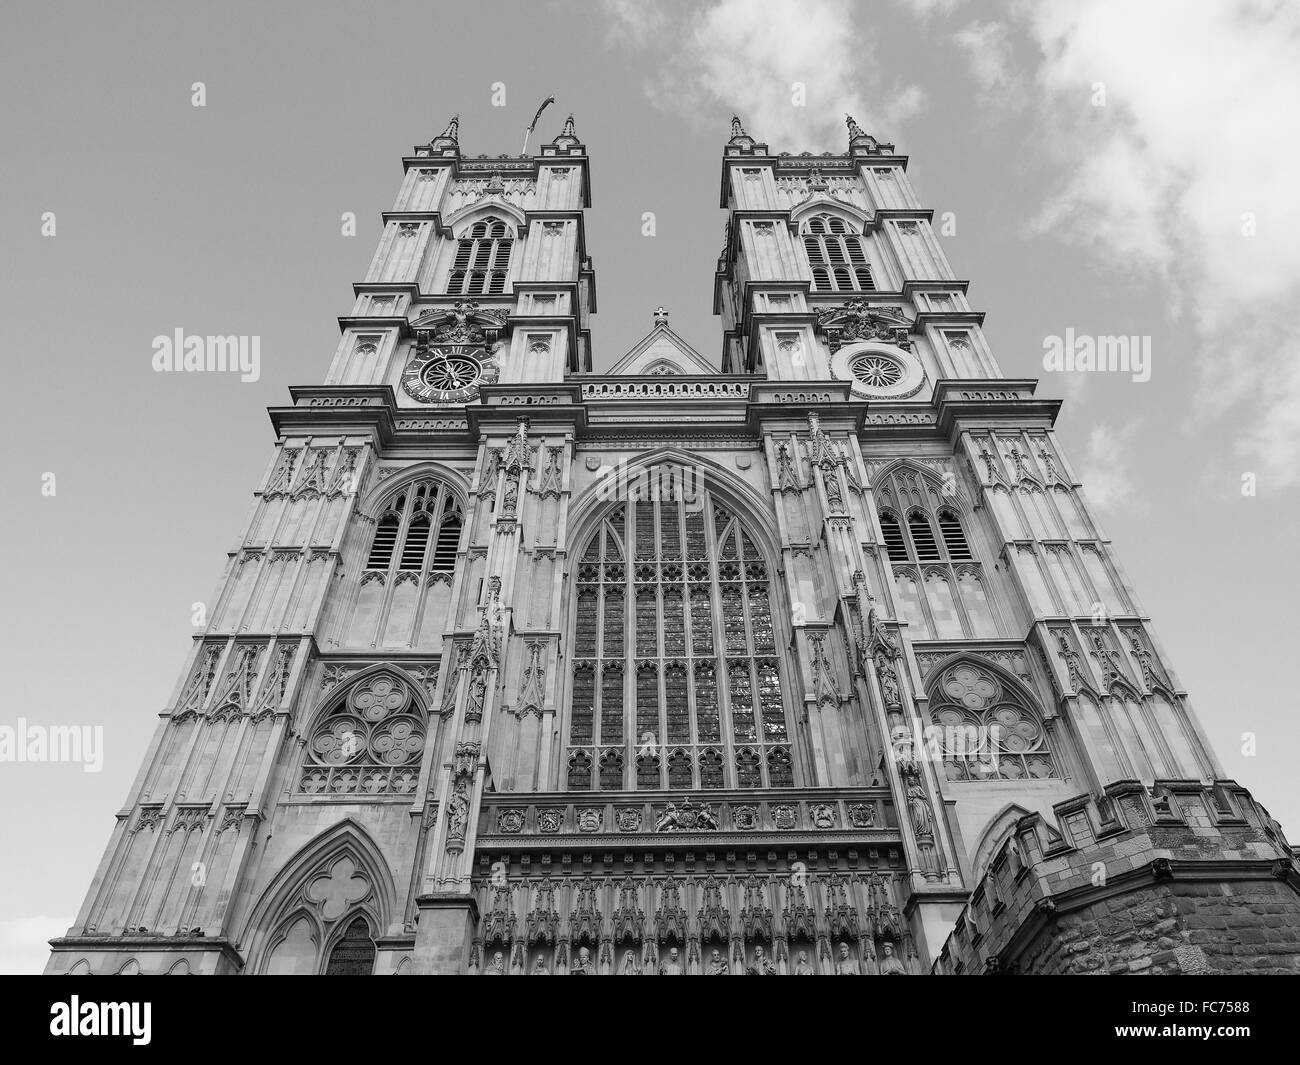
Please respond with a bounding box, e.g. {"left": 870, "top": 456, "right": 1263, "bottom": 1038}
{"left": 239, "top": 818, "right": 398, "bottom": 971}
{"left": 923, "top": 653, "right": 1058, "bottom": 782}
{"left": 921, "top": 651, "right": 1044, "bottom": 709}
{"left": 559, "top": 450, "right": 801, "bottom": 792}
{"left": 295, "top": 665, "right": 435, "bottom": 800}
{"left": 968, "top": 803, "right": 1032, "bottom": 884}
{"left": 789, "top": 197, "right": 871, "bottom": 233}
{"left": 299, "top": 662, "right": 433, "bottom": 736}
{"left": 358, "top": 462, "right": 469, "bottom": 521}
{"left": 445, "top": 200, "right": 526, "bottom": 237}
{"left": 870, "top": 458, "right": 977, "bottom": 514}
{"left": 566, "top": 447, "right": 781, "bottom": 565}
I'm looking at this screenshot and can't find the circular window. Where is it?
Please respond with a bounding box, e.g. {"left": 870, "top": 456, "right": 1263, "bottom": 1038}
{"left": 850, "top": 352, "right": 904, "bottom": 389}
{"left": 830, "top": 341, "right": 925, "bottom": 399}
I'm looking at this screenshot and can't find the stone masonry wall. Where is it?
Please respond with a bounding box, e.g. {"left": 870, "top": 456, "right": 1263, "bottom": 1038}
{"left": 933, "top": 779, "right": 1300, "bottom": 975}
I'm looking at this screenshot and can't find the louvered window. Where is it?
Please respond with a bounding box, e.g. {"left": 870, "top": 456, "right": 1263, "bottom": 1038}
{"left": 909, "top": 512, "right": 941, "bottom": 561}
{"left": 875, "top": 468, "right": 998, "bottom": 640}
{"left": 938, "top": 509, "right": 972, "bottom": 560}
{"left": 803, "top": 214, "right": 875, "bottom": 292}
{"left": 349, "top": 479, "right": 462, "bottom": 648}
{"left": 447, "top": 217, "right": 513, "bottom": 296}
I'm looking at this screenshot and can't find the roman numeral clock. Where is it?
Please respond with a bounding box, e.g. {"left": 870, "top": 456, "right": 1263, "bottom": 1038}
{"left": 402, "top": 301, "right": 505, "bottom": 404}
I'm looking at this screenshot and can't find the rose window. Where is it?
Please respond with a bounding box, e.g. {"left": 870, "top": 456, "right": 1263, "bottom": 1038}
{"left": 300, "top": 674, "right": 426, "bottom": 795}
{"left": 928, "top": 662, "right": 1056, "bottom": 781}
{"left": 850, "top": 352, "right": 904, "bottom": 389}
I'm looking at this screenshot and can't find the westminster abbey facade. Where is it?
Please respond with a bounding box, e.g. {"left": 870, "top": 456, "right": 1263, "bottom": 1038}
{"left": 49, "top": 114, "right": 1300, "bottom": 976}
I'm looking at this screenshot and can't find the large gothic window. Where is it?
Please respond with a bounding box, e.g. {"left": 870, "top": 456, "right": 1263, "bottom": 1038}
{"left": 346, "top": 479, "right": 461, "bottom": 649}
{"left": 803, "top": 214, "right": 875, "bottom": 293}
{"left": 876, "top": 467, "right": 998, "bottom": 639}
{"left": 448, "top": 216, "right": 513, "bottom": 296}
{"left": 567, "top": 483, "right": 793, "bottom": 791}
{"left": 299, "top": 673, "right": 427, "bottom": 796}
{"left": 927, "top": 662, "right": 1057, "bottom": 781}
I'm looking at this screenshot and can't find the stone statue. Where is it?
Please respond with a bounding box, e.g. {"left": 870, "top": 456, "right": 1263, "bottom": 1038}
{"left": 904, "top": 773, "right": 935, "bottom": 841}
{"left": 571, "top": 946, "right": 593, "bottom": 975}
{"left": 834, "top": 941, "right": 859, "bottom": 975}
{"left": 466, "top": 668, "right": 487, "bottom": 722}
{"left": 655, "top": 802, "right": 679, "bottom": 832}
{"left": 879, "top": 942, "right": 907, "bottom": 975}
{"left": 619, "top": 949, "right": 641, "bottom": 975}
{"left": 446, "top": 786, "right": 469, "bottom": 841}
{"left": 706, "top": 948, "right": 728, "bottom": 975}
{"left": 531, "top": 953, "right": 550, "bottom": 975}
{"left": 482, "top": 950, "right": 504, "bottom": 975}
{"left": 793, "top": 949, "right": 814, "bottom": 975}
{"left": 823, "top": 468, "right": 844, "bottom": 511}
{"left": 746, "top": 944, "right": 777, "bottom": 975}
{"left": 658, "top": 946, "right": 683, "bottom": 975}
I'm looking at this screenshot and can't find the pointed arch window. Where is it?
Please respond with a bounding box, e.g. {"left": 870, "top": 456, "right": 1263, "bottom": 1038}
{"left": 347, "top": 479, "right": 462, "bottom": 649}
{"left": 928, "top": 662, "right": 1057, "bottom": 781}
{"left": 803, "top": 214, "right": 875, "bottom": 292}
{"left": 876, "top": 468, "right": 999, "bottom": 639}
{"left": 448, "top": 216, "right": 513, "bottom": 296}
{"left": 567, "top": 478, "right": 794, "bottom": 790}
{"left": 324, "top": 915, "right": 376, "bottom": 975}
{"left": 299, "top": 672, "right": 427, "bottom": 796}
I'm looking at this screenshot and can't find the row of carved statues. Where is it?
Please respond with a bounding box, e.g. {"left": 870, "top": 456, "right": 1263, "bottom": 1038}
{"left": 474, "top": 869, "right": 909, "bottom": 950}
{"left": 475, "top": 938, "right": 910, "bottom": 975}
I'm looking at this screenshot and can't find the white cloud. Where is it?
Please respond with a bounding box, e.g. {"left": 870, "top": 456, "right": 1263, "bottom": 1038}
{"left": 600, "top": 0, "right": 925, "bottom": 150}
{"left": 975, "top": 0, "right": 1300, "bottom": 488}
{"left": 1076, "top": 423, "right": 1139, "bottom": 514}
{"left": 0, "top": 915, "right": 68, "bottom": 975}
{"left": 951, "top": 20, "right": 1018, "bottom": 95}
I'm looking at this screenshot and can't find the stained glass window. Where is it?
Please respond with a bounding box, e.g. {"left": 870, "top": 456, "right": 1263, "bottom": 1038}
{"left": 324, "top": 915, "right": 376, "bottom": 975}
{"left": 567, "top": 482, "right": 794, "bottom": 789}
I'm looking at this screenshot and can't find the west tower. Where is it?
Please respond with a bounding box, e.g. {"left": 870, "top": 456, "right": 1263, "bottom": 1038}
{"left": 50, "top": 114, "right": 1298, "bottom": 976}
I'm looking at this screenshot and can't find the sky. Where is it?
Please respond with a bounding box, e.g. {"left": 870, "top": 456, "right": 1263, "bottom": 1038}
{"left": 2, "top": 0, "right": 1298, "bottom": 973}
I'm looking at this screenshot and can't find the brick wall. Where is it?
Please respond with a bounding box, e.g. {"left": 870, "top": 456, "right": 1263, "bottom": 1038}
{"left": 933, "top": 780, "right": 1300, "bottom": 975}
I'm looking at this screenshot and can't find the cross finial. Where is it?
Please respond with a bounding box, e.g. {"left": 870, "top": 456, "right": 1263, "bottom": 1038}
{"left": 653, "top": 306, "right": 669, "bottom": 327}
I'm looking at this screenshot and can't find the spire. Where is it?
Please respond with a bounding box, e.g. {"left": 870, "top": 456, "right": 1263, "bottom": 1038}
{"left": 551, "top": 113, "right": 580, "bottom": 147}
{"left": 430, "top": 115, "right": 460, "bottom": 153}
{"left": 845, "top": 113, "right": 893, "bottom": 154}
{"left": 728, "top": 113, "right": 755, "bottom": 146}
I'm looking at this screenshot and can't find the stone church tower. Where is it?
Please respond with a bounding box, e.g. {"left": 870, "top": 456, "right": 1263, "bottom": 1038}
{"left": 49, "top": 114, "right": 1298, "bottom": 976}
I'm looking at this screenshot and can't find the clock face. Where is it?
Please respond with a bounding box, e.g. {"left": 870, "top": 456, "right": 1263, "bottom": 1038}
{"left": 402, "top": 344, "right": 487, "bottom": 404}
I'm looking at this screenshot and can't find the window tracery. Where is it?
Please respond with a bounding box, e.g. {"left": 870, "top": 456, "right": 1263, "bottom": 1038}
{"left": 567, "top": 483, "right": 792, "bottom": 790}
{"left": 927, "top": 662, "right": 1057, "bottom": 781}
{"left": 299, "top": 673, "right": 427, "bottom": 796}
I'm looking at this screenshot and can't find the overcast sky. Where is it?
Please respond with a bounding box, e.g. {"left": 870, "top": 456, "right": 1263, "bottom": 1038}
{"left": 2, "top": 0, "right": 1298, "bottom": 973}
